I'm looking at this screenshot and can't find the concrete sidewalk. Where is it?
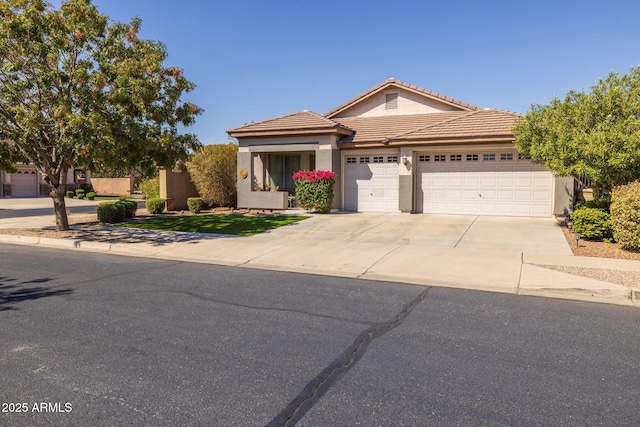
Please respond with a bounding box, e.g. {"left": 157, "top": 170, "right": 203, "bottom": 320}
{"left": 0, "top": 211, "right": 637, "bottom": 308}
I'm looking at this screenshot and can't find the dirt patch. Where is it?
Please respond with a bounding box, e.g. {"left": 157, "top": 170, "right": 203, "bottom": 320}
{"left": 558, "top": 221, "right": 640, "bottom": 261}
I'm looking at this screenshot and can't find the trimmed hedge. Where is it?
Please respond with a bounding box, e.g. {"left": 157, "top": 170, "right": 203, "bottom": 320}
{"left": 80, "top": 183, "right": 93, "bottom": 193}
{"left": 75, "top": 189, "right": 85, "bottom": 198}
{"left": 86, "top": 192, "right": 96, "bottom": 200}
{"left": 187, "top": 197, "right": 203, "bottom": 214}
{"left": 97, "top": 202, "right": 126, "bottom": 224}
{"left": 146, "top": 198, "right": 166, "bottom": 214}
{"left": 116, "top": 198, "right": 137, "bottom": 218}
{"left": 611, "top": 181, "right": 640, "bottom": 250}
{"left": 66, "top": 191, "right": 75, "bottom": 198}
{"left": 571, "top": 207, "right": 612, "bottom": 240}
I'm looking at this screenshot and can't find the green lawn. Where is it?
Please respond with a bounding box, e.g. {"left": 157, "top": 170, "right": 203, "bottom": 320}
{"left": 118, "top": 213, "right": 309, "bottom": 236}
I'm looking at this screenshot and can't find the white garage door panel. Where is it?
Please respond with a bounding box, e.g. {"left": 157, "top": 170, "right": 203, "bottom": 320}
{"left": 10, "top": 172, "right": 38, "bottom": 197}
{"left": 344, "top": 159, "right": 399, "bottom": 213}
{"left": 418, "top": 153, "right": 552, "bottom": 217}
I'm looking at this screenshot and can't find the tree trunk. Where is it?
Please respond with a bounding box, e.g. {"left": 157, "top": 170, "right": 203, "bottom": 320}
{"left": 50, "top": 169, "right": 70, "bottom": 231}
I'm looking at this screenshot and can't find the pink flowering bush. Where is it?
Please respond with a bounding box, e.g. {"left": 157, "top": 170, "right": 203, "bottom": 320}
{"left": 292, "top": 170, "right": 336, "bottom": 213}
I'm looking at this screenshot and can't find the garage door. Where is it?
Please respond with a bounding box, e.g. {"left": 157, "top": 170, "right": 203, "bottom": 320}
{"left": 417, "top": 152, "right": 552, "bottom": 217}
{"left": 344, "top": 155, "right": 399, "bottom": 212}
{"left": 10, "top": 170, "right": 38, "bottom": 197}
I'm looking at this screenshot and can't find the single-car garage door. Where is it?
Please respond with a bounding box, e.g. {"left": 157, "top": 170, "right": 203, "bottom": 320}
{"left": 10, "top": 170, "right": 38, "bottom": 197}
{"left": 417, "top": 151, "right": 552, "bottom": 217}
{"left": 344, "top": 155, "right": 399, "bottom": 212}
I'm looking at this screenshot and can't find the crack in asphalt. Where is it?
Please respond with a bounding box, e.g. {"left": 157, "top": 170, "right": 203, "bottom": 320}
{"left": 266, "top": 287, "right": 431, "bottom": 427}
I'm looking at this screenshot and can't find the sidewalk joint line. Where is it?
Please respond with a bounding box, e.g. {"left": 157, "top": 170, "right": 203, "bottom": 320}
{"left": 453, "top": 215, "right": 479, "bottom": 248}
{"left": 357, "top": 244, "right": 404, "bottom": 278}
{"left": 517, "top": 252, "right": 524, "bottom": 295}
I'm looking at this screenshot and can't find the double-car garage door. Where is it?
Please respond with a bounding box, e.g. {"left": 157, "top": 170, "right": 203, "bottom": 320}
{"left": 344, "top": 151, "right": 553, "bottom": 217}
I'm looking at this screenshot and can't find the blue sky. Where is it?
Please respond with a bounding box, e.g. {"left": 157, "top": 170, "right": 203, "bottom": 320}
{"left": 86, "top": 0, "right": 639, "bottom": 145}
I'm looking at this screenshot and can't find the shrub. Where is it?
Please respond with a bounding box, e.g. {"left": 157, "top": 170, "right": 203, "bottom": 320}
{"left": 97, "top": 202, "right": 126, "bottom": 224}
{"left": 115, "top": 198, "right": 137, "bottom": 218}
{"left": 75, "top": 189, "right": 85, "bottom": 198}
{"left": 66, "top": 191, "right": 75, "bottom": 198}
{"left": 139, "top": 177, "right": 160, "bottom": 199}
{"left": 80, "top": 183, "right": 93, "bottom": 193}
{"left": 610, "top": 181, "right": 640, "bottom": 250}
{"left": 293, "top": 170, "right": 336, "bottom": 214}
{"left": 574, "top": 196, "right": 611, "bottom": 212}
{"left": 187, "top": 197, "right": 203, "bottom": 214}
{"left": 571, "top": 207, "right": 612, "bottom": 240}
{"left": 86, "top": 192, "right": 96, "bottom": 200}
{"left": 189, "top": 143, "right": 238, "bottom": 207}
{"left": 146, "top": 198, "right": 166, "bottom": 214}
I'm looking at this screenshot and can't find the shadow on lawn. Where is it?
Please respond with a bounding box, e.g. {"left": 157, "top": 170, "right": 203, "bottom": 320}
{"left": 0, "top": 276, "right": 73, "bottom": 312}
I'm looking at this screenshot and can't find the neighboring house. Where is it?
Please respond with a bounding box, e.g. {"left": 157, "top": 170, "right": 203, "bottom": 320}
{"left": 0, "top": 164, "right": 88, "bottom": 198}
{"left": 227, "top": 78, "right": 573, "bottom": 216}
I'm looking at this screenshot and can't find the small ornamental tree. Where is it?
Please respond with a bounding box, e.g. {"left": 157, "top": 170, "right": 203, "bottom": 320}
{"left": 292, "top": 170, "right": 336, "bottom": 213}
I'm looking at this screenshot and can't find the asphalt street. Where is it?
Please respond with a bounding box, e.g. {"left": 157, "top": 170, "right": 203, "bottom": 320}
{"left": 1, "top": 244, "right": 639, "bottom": 426}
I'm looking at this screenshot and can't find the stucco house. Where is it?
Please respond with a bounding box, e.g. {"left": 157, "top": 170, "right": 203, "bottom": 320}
{"left": 227, "top": 78, "right": 573, "bottom": 216}
{"left": 1, "top": 164, "right": 88, "bottom": 198}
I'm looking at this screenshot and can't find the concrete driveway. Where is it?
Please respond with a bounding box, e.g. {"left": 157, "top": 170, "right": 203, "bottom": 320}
{"left": 269, "top": 212, "right": 572, "bottom": 255}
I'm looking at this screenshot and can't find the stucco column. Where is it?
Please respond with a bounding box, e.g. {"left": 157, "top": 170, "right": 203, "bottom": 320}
{"left": 398, "top": 147, "right": 414, "bottom": 213}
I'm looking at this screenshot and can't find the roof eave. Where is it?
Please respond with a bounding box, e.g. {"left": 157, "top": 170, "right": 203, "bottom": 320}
{"left": 339, "top": 135, "right": 514, "bottom": 148}
{"left": 229, "top": 127, "right": 353, "bottom": 138}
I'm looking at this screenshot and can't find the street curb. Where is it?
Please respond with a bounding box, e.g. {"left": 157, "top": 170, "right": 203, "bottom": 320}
{"left": 1, "top": 233, "right": 638, "bottom": 308}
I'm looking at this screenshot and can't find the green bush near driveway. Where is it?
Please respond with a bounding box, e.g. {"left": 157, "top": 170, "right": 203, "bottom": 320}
{"left": 118, "top": 214, "right": 309, "bottom": 236}
{"left": 66, "top": 191, "right": 75, "bottom": 198}
{"left": 97, "top": 202, "right": 126, "bottom": 224}
{"left": 75, "top": 189, "right": 85, "bottom": 198}
{"left": 611, "top": 181, "right": 640, "bottom": 250}
{"left": 146, "top": 198, "right": 166, "bottom": 214}
{"left": 571, "top": 207, "right": 612, "bottom": 240}
{"left": 86, "top": 192, "right": 96, "bottom": 200}
{"left": 292, "top": 170, "right": 336, "bottom": 214}
{"left": 116, "top": 198, "right": 137, "bottom": 218}
{"left": 187, "top": 197, "right": 203, "bottom": 214}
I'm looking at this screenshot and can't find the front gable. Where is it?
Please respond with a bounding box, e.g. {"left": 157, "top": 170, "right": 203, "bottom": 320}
{"left": 326, "top": 78, "right": 477, "bottom": 119}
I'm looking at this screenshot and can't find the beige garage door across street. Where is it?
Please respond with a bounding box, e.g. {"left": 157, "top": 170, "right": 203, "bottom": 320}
{"left": 344, "top": 155, "right": 399, "bottom": 213}
{"left": 10, "top": 171, "right": 38, "bottom": 197}
{"left": 417, "top": 151, "right": 553, "bottom": 217}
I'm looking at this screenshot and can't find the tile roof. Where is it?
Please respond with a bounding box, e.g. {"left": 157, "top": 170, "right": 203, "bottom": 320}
{"left": 227, "top": 110, "right": 352, "bottom": 136}
{"left": 334, "top": 109, "right": 519, "bottom": 144}
{"left": 392, "top": 109, "right": 519, "bottom": 142}
{"left": 325, "top": 78, "right": 478, "bottom": 118}
{"left": 227, "top": 80, "right": 518, "bottom": 144}
{"left": 333, "top": 112, "right": 464, "bottom": 143}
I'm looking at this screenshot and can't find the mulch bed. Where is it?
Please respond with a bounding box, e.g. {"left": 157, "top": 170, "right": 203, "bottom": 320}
{"left": 558, "top": 222, "right": 640, "bottom": 261}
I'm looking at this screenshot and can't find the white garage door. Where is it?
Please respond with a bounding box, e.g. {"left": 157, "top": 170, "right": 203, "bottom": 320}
{"left": 417, "top": 152, "right": 553, "bottom": 217}
{"left": 10, "top": 171, "right": 38, "bottom": 197}
{"left": 344, "top": 155, "right": 399, "bottom": 212}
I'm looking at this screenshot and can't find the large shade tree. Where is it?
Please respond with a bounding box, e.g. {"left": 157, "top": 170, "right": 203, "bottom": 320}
{"left": 513, "top": 66, "right": 640, "bottom": 195}
{"left": 0, "top": 0, "right": 202, "bottom": 230}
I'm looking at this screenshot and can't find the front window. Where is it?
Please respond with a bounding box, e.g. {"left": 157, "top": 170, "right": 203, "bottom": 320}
{"left": 268, "top": 154, "right": 300, "bottom": 193}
